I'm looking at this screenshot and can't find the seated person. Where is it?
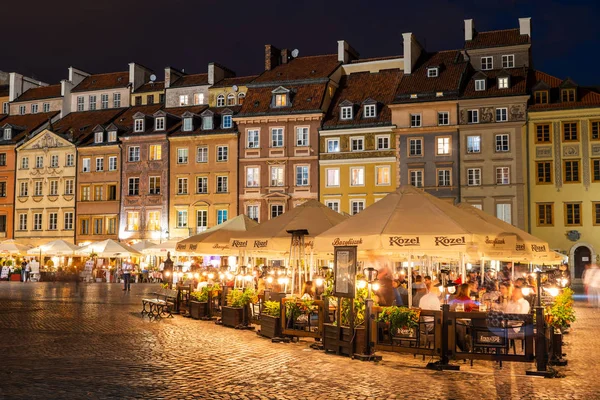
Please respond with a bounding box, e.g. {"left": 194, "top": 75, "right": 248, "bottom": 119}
{"left": 449, "top": 283, "right": 477, "bottom": 312}
{"left": 505, "top": 283, "right": 531, "bottom": 315}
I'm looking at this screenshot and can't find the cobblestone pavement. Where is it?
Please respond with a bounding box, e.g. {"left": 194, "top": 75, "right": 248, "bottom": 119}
{"left": 0, "top": 283, "right": 598, "bottom": 400}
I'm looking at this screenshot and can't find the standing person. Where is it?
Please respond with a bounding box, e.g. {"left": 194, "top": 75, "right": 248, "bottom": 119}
{"left": 582, "top": 263, "right": 592, "bottom": 303}
{"left": 24, "top": 261, "right": 31, "bottom": 282}
{"left": 21, "top": 259, "right": 27, "bottom": 282}
{"left": 122, "top": 262, "right": 132, "bottom": 291}
{"left": 587, "top": 264, "right": 600, "bottom": 308}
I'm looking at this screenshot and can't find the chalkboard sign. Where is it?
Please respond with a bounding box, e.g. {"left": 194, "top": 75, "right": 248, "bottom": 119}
{"left": 333, "top": 246, "right": 357, "bottom": 298}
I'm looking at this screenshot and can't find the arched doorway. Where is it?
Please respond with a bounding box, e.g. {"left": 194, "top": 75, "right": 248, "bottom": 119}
{"left": 573, "top": 246, "right": 592, "bottom": 280}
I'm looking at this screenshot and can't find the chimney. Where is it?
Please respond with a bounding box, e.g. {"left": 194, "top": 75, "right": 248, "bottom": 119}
{"left": 519, "top": 17, "right": 532, "bottom": 38}
{"left": 265, "top": 44, "right": 281, "bottom": 71}
{"left": 402, "top": 33, "right": 424, "bottom": 75}
{"left": 281, "top": 49, "right": 290, "bottom": 64}
{"left": 337, "top": 40, "right": 359, "bottom": 64}
{"left": 464, "top": 19, "right": 475, "bottom": 41}
{"left": 129, "top": 62, "right": 152, "bottom": 91}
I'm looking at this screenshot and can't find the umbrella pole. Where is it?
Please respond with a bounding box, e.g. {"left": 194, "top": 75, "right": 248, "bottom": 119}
{"left": 408, "top": 253, "right": 413, "bottom": 308}
{"left": 480, "top": 257, "right": 485, "bottom": 285}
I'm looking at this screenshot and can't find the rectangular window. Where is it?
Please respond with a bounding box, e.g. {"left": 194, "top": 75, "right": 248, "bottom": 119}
{"left": 149, "top": 176, "right": 161, "bottom": 195}
{"left": 82, "top": 158, "right": 90, "bottom": 172}
{"left": 134, "top": 119, "right": 144, "bottom": 132}
{"left": 35, "top": 156, "right": 43, "bottom": 169}
{"left": 564, "top": 203, "right": 581, "bottom": 226}
{"left": 409, "top": 169, "right": 423, "bottom": 188}
{"left": 77, "top": 96, "right": 84, "bottom": 111}
{"left": 19, "top": 214, "right": 27, "bottom": 230}
{"left": 325, "top": 200, "right": 340, "bottom": 213}
{"left": 217, "top": 146, "right": 228, "bottom": 161}
{"left": 33, "top": 213, "right": 42, "bottom": 230}
{"left": 591, "top": 121, "right": 600, "bottom": 140}
{"left": 295, "top": 165, "right": 309, "bottom": 186}
{"left": 296, "top": 127, "right": 309, "bottom": 146}
{"left": 376, "top": 136, "right": 390, "bottom": 150}
{"left": 216, "top": 176, "right": 228, "bottom": 193}
{"left": 222, "top": 115, "right": 232, "bottom": 129}
{"left": 101, "top": 94, "right": 109, "bottom": 109}
{"left": 409, "top": 138, "right": 423, "bottom": 156}
{"left": 66, "top": 154, "right": 74, "bottom": 167}
{"left": 197, "top": 210, "right": 208, "bottom": 232}
{"left": 497, "top": 77, "right": 509, "bottom": 89}
{"left": 475, "top": 79, "right": 486, "bottom": 91}
{"left": 496, "top": 108, "right": 508, "bottom": 122}
{"left": 246, "top": 167, "right": 260, "bottom": 187}
{"left": 177, "top": 148, "right": 188, "bottom": 164}
{"left": 50, "top": 213, "right": 60, "bottom": 230}
{"left": 2, "top": 102, "right": 8, "bottom": 114}
{"left": 93, "top": 218, "right": 103, "bottom": 235}
{"left": 495, "top": 167, "right": 510, "bottom": 185}
{"left": 593, "top": 159, "right": 600, "bottom": 182}
{"left": 179, "top": 95, "right": 189, "bottom": 106}
{"left": 326, "top": 168, "right": 340, "bottom": 187}
{"left": 154, "top": 117, "right": 165, "bottom": 131}
{"left": 350, "top": 200, "right": 365, "bottom": 215}
{"left": 270, "top": 205, "right": 283, "bottom": 219}
{"left": 34, "top": 181, "right": 43, "bottom": 196}
{"left": 197, "top": 176, "right": 208, "bottom": 194}
{"left": 247, "top": 130, "right": 260, "bottom": 148}
{"left": 537, "top": 203, "right": 554, "bottom": 226}
{"left": 128, "top": 146, "right": 140, "bottom": 162}
{"left": 468, "top": 109, "right": 479, "bottom": 124}
{"left": 128, "top": 177, "right": 139, "bottom": 195}
{"left": 107, "top": 184, "right": 117, "bottom": 201}
{"left": 467, "top": 136, "right": 481, "bottom": 153}
{"left": 194, "top": 93, "right": 204, "bottom": 105}
{"left": 327, "top": 138, "right": 340, "bottom": 153}
{"left": 0, "top": 154, "right": 5, "bottom": 166}
{"left": 245, "top": 205, "right": 259, "bottom": 222}
{"left": 376, "top": 166, "right": 391, "bottom": 186}
{"left": 64, "top": 212, "right": 73, "bottom": 230}
{"left": 21, "top": 157, "right": 29, "bottom": 169}
{"left": 89, "top": 95, "right": 97, "bottom": 110}
{"left": 502, "top": 54, "right": 515, "bottom": 68}
{"left": 196, "top": 146, "right": 208, "bottom": 163}
{"left": 535, "top": 124, "right": 551, "bottom": 143}
{"left": 126, "top": 212, "right": 139, "bottom": 231}
{"left": 31, "top": 104, "right": 38, "bottom": 114}
{"left": 19, "top": 181, "right": 28, "bottom": 197}
{"left": 594, "top": 203, "right": 600, "bottom": 226}
{"left": 467, "top": 168, "right": 481, "bottom": 186}
{"left": 50, "top": 155, "right": 59, "bottom": 168}
{"left": 159, "top": 94, "right": 165, "bottom": 103}
{"left": 107, "top": 217, "right": 117, "bottom": 234}
{"left": 536, "top": 161, "right": 552, "bottom": 184}
{"left": 561, "top": 89, "right": 576, "bottom": 103}
{"left": 496, "top": 204, "right": 512, "bottom": 224}
{"left": 183, "top": 117, "right": 193, "bottom": 132}
{"left": 495, "top": 134, "right": 509, "bottom": 152}
{"left": 364, "top": 104, "right": 376, "bottom": 118}
{"left": 19, "top": 105, "right": 25, "bottom": 115}
{"left": 438, "top": 112, "right": 449, "bottom": 126}
{"left": 80, "top": 186, "right": 90, "bottom": 201}
{"left": 481, "top": 56, "right": 493, "bottom": 70}
{"left": 177, "top": 210, "right": 188, "bottom": 228}
{"left": 564, "top": 160, "right": 580, "bottom": 183}
{"left": 275, "top": 94, "right": 287, "bottom": 107}
{"left": 270, "top": 166, "right": 284, "bottom": 187}
{"left": 113, "top": 93, "right": 121, "bottom": 108}
{"left": 534, "top": 91, "right": 549, "bottom": 104}
{"left": 149, "top": 145, "right": 162, "bottom": 161}
{"left": 109, "top": 156, "right": 117, "bottom": 171}
{"left": 350, "top": 167, "right": 365, "bottom": 186}
{"left": 351, "top": 137, "right": 364, "bottom": 151}
{"left": 0, "top": 182, "right": 5, "bottom": 197}
{"left": 135, "top": 96, "right": 142, "bottom": 106}
{"left": 96, "top": 158, "right": 104, "bottom": 172}
{"left": 49, "top": 180, "right": 58, "bottom": 196}
{"left": 148, "top": 212, "right": 162, "bottom": 231}
{"left": 217, "top": 209, "right": 228, "bottom": 224}
{"left": 65, "top": 179, "right": 74, "bottom": 195}
{"left": 410, "top": 114, "right": 422, "bottom": 127}
{"left": 202, "top": 117, "right": 213, "bottom": 130}
{"left": 271, "top": 128, "right": 284, "bottom": 147}
{"left": 436, "top": 137, "right": 450, "bottom": 155}
{"left": 341, "top": 106, "right": 353, "bottom": 120}
{"left": 563, "top": 122, "right": 578, "bottom": 141}
{"left": 437, "top": 169, "right": 451, "bottom": 187}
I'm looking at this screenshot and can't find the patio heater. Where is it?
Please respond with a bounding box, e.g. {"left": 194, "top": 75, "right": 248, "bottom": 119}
{"left": 354, "top": 267, "right": 382, "bottom": 361}
{"left": 287, "top": 229, "right": 309, "bottom": 295}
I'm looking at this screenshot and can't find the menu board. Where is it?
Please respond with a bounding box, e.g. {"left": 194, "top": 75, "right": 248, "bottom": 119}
{"left": 333, "top": 246, "right": 357, "bottom": 298}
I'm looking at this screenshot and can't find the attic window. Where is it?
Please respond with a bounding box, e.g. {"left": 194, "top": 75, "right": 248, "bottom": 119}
{"left": 475, "top": 79, "right": 486, "bottom": 91}
{"left": 534, "top": 91, "right": 549, "bottom": 104}
{"left": 108, "top": 130, "right": 117, "bottom": 142}
{"left": 202, "top": 116, "right": 213, "bottom": 130}
{"left": 3, "top": 128, "right": 11, "bottom": 140}
{"left": 94, "top": 131, "right": 103, "bottom": 144}
{"left": 222, "top": 115, "right": 232, "bottom": 129}
{"left": 134, "top": 118, "right": 144, "bottom": 132}
{"left": 274, "top": 93, "right": 288, "bottom": 107}
{"left": 183, "top": 117, "right": 193, "bottom": 132}
{"left": 427, "top": 67, "right": 439, "bottom": 78}
{"left": 341, "top": 106, "right": 353, "bottom": 120}
{"left": 410, "top": 94, "right": 418, "bottom": 99}
{"left": 561, "top": 88, "right": 576, "bottom": 102}
{"left": 436, "top": 92, "right": 444, "bottom": 97}
{"left": 154, "top": 117, "right": 165, "bottom": 131}
{"left": 364, "top": 104, "right": 376, "bottom": 118}
{"left": 498, "top": 77, "right": 509, "bottom": 89}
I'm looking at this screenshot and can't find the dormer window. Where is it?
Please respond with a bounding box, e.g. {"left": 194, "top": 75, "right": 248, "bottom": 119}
{"left": 227, "top": 93, "right": 236, "bottom": 106}
{"left": 271, "top": 86, "right": 291, "bottom": 108}
{"left": 203, "top": 116, "right": 213, "bottom": 130}
{"left": 155, "top": 117, "right": 165, "bottom": 131}
{"left": 364, "top": 104, "right": 376, "bottom": 118}
{"left": 341, "top": 106, "right": 353, "bottom": 120}
{"left": 94, "top": 131, "right": 103, "bottom": 144}
{"left": 498, "top": 77, "right": 509, "bottom": 89}
{"left": 238, "top": 92, "right": 246, "bottom": 105}
{"left": 134, "top": 118, "right": 144, "bottom": 132}
{"left": 222, "top": 115, "right": 232, "bottom": 129}
{"left": 108, "top": 131, "right": 117, "bottom": 142}
{"left": 534, "top": 91, "right": 549, "bottom": 104}
{"left": 217, "top": 94, "right": 225, "bottom": 107}
{"left": 3, "top": 128, "right": 11, "bottom": 140}
{"left": 427, "top": 67, "right": 439, "bottom": 78}
{"left": 561, "top": 88, "right": 576, "bottom": 102}
{"left": 475, "top": 79, "right": 486, "bottom": 91}
{"left": 183, "top": 117, "right": 193, "bottom": 132}
{"left": 275, "top": 94, "right": 287, "bottom": 107}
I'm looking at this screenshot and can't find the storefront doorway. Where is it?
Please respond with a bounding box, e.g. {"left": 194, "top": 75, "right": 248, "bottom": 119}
{"left": 574, "top": 245, "right": 591, "bottom": 280}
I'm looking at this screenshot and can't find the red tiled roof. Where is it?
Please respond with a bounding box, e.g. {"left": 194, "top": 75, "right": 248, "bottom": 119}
{"left": 462, "top": 67, "right": 529, "bottom": 98}
{"left": 113, "top": 104, "right": 164, "bottom": 134}
{"left": 13, "top": 84, "right": 62, "bottom": 102}
{"left": 210, "top": 75, "right": 259, "bottom": 88}
{"left": 395, "top": 50, "right": 467, "bottom": 101}
{"left": 465, "top": 29, "right": 530, "bottom": 50}
{"left": 238, "top": 83, "right": 328, "bottom": 116}
{"left": 134, "top": 81, "right": 164, "bottom": 93}
{"left": 71, "top": 72, "right": 130, "bottom": 93}
{"left": 51, "top": 109, "right": 126, "bottom": 144}
{"left": 253, "top": 54, "right": 341, "bottom": 83}
{"left": 170, "top": 73, "right": 209, "bottom": 88}
{"left": 0, "top": 111, "right": 60, "bottom": 143}
{"left": 323, "top": 69, "right": 402, "bottom": 128}
{"left": 529, "top": 70, "right": 600, "bottom": 111}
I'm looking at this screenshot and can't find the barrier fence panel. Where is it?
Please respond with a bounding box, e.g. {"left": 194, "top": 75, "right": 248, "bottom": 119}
{"left": 280, "top": 298, "right": 325, "bottom": 339}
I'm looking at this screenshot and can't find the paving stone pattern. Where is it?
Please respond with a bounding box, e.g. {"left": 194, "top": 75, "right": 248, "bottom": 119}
{"left": 0, "top": 283, "right": 598, "bottom": 399}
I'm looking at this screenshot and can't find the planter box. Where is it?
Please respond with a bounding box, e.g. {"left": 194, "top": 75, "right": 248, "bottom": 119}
{"left": 10, "top": 274, "right": 21, "bottom": 282}
{"left": 189, "top": 301, "right": 209, "bottom": 320}
{"left": 323, "top": 323, "right": 365, "bottom": 356}
{"left": 222, "top": 306, "right": 244, "bottom": 328}
{"left": 259, "top": 315, "right": 281, "bottom": 339}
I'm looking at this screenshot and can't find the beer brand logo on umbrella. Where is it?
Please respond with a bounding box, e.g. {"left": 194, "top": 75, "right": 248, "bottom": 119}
{"left": 531, "top": 244, "right": 547, "bottom": 252}
{"left": 388, "top": 236, "right": 420, "bottom": 247}
{"left": 176, "top": 244, "right": 186, "bottom": 251}
{"left": 332, "top": 238, "right": 363, "bottom": 246}
{"left": 253, "top": 240, "right": 268, "bottom": 248}
{"left": 231, "top": 240, "right": 248, "bottom": 248}
{"left": 485, "top": 236, "right": 506, "bottom": 246}
{"left": 434, "top": 236, "right": 466, "bottom": 247}
{"left": 189, "top": 244, "right": 197, "bottom": 251}
{"left": 212, "top": 244, "right": 229, "bottom": 250}
{"left": 516, "top": 243, "right": 526, "bottom": 251}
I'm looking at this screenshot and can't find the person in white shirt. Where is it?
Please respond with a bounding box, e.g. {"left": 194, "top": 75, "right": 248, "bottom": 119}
{"left": 122, "top": 262, "right": 132, "bottom": 291}
{"left": 505, "top": 285, "right": 530, "bottom": 314}
{"left": 419, "top": 284, "right": 441, "bottom": 332}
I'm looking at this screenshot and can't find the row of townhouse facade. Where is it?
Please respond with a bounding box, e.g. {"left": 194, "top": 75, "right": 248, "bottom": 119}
{"left": 0, "top": 17, "right": 598, "bottom": 281}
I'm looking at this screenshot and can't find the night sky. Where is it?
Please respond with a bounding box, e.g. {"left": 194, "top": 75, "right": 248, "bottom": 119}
{"left": 3, "top": 0, "right": 599, "bottom": 85}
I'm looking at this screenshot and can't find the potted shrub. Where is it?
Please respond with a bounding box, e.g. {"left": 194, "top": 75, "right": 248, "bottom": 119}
{"left": 323, "top": 287, "right": 370, "bottom": 356}
{"left": 10, "top": 267, "right": 22, "bottom": 282}
{"left": 376, "top": 306, "right": 420, "bottom": 341}
{"left": 222, "top": 288, "right": 257, "bottom": 328}
{"left": 259, "top": 301, "right": 282, "bottom": 339}
{"left": 546, "top": 287, "right": 576, "bottom": 364}
{"left": 190, "top": 284, "right": 220, "bottom": 320}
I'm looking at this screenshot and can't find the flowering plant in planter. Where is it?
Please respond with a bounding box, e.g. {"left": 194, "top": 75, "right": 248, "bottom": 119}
{"left": 228, "top": 288, "right": 258, "bottom": 308}
{"left": 191, "top": 284, "right": 221, "bottom": 302}
{"left": 262, "top": 301, "right": 281, "bottom": 318}
{"left": 546, "top": 287, "right": 576, "bottom": 330}
{"left": 376, "top": 306, "right": 420, "bottom": 334}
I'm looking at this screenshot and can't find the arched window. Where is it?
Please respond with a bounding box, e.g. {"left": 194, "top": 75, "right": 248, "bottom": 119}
{"left": 238, "top": 92, "right": 246, "bottom": 105}
{"left": 216, "top": 94, "right": 225, "bottom": 107}
{"left": 227, "top": 93, "right": 236, "bottom": 106}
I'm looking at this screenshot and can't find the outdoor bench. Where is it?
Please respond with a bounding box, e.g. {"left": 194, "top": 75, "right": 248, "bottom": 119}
{"left": 141, "top": 288, "right": 178, "bottom": 320}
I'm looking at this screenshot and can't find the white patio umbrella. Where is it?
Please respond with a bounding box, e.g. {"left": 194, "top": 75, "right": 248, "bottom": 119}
{"left": 143, "top": 239, "right": 184, "bottom": 256}
{"left": 27, "top": 240, "right": 80, "bottom": 256}
{"left": 77, "top": 239, "right": 141, "bottom": 258}
{"left": 131, "top": 240, "right": 157, "bottom": 252}
{"left": 0, "top": 239, "right": 32, "bottom": 255}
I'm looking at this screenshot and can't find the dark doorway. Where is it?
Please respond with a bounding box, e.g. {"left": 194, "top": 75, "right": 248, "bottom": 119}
{"left": 574, "top": 246, "right": 591, "bottom": 279}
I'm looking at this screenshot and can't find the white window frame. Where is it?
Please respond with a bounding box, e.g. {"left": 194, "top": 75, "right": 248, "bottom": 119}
{"left": 95, "top": 157, "right": 104, "bottom": 172}
{"left": 128, "top": 177, "right": 140, "bottom": 196}
{"left": 271, "top": 128, "right": 284, "bottom": 148}
{"left": 481, "top": 56, "right": 493, "bottom": 70}
{"left": 66, "top": 154, "right": 74, "bottom": 167}
{"left": 49, "top": 180, "right": 58, "bottom": 196}
{"left": 325, "top": 168, "right": 340, "bottom": 187}
{"left": 502, "top": 54, "right": 515, "bottom": 69}
{"left": 246, "top": 167, "right": 260, "bottom": 187}
{"left": 350, "top": 137, "right": 364, "bottom": 152}
{"left": 325, "top": 200, "right": 340, "bottom": 213}
{"left": 375, "top": 165, "right": 391, "bottom": 186}
{"left": 466, "top": 135, "right": 481, "bottom": 153}
{"left": 82, "top": 158, "right": 91, "bottom": 173}
{"left": 128, "top": 146, "right": 140, "bottom": 162}
{"left": 34, "top": 181, "right": 43, "bottom": 196}
{"left": 496, "top": 107, "right": 508, "bottom": 122}
{"left": 95, "top": 131, "right": 103, "bottom": 143}
{"left": 43, "top": 103, "right": 50, "bottom": 112}
{"left": 326, "top": 138, "right": 340, "bottom": 153}
{"left": 247, "top": 129, "right": 260, "bottom": 148}
{"left": 109, "top": 156, "right": 117, "bottom": 171}
{"left": 498, "top": 77, "right": 509, "bottom": 89}
{"left": 409, "top": 169, "right": 423, "bottom": 188}
{"left": 270, "top": 166, "right": 284, "bottom": 187}
{"left": 376, "top": 135, "right": 390, "bottom": 150}
{"left": 89, "top": 95, "right": 96, "bottom": 110}
{"left": 21, "top": 157, "right": 29, "bottom": 169}
{"left": 65, "top": 179, "right": 74, "bottom": 195}
{"left": 177, "top": 177, "right": 188, "bottom": 195}
{"left": 33, "top": 213, "right": 42, "bottom": 231}
{"left": 270, "top": 204, "right": 284, "bottom": 219}
{"left": 50, "top": 155, "right": 59, "bottom": 168}
{"left": 149, "top": 176, "right": 161, "bottom": 195}
{"left": 77, "top": 96, "right": 84, "bottom": 111}
{"left": 216, "top": 176, "right": 228, "bottom": 193}
{"left": 475, "top": 79, "right": 486, "bottom": 91}
{"left": 134, "top": 119, "right": 144, "bottom": 132}
{"left": 427, "top": 67, "right": 439, "bottom": 77}
{"left": 467, "top": 168, "right": 482, "bottom": 186}
{"left": 177, "top": 210, "right": 188, "bottom": 228}
{"left": 341, "top": 106, "right": 353, "bottom": 120}
{"left": 19, "top": 214, "right": 27, "bottom": 230}
{"left": 409, "top": 138, "right": 423, "bottom": 156}
{"left": 64, "top": 212, "right": 73, "bottom": 230}
{"left": 31, "top": 104, "right": 38, "bottom": 114}
{"left": 216, "top": 94, "right": 225, "bottom": 107}
{"left": 410, "top": 114, "right": 422, "bottom": 128}
{"left": 183, "top": 117, "right": 193, "bottom": 132}
{"left": 468, "top": 109, "right": 479, "bottom": 124}
{"left": 295, "top": 165, "right": 309, "bottom": 187}
{"left": 495, "top": 134, "right": 510, "bottom": 152}
{"left": 496, "top": 203, "right": 512, "bottom": 224}
{"left": 101, "top": 94, "right": 109, "bottom": 109}
{"left": 437, "top": 169, "right": 451, "bottom": 187}
{"left": 436, "top": 137, "right": 451, "bottom": 156}
{"left": 350, "top": 200, "right": 366, "bottom": 215}
{"left": 364, "top": 104, "right": 376, "bottom": 118}
{"left": 296, "top": 127, "right": 309, "bottom": 147}
{"left": 350, "top": 166, "right": 365, "bottom": 187}
{"left": 18, "top": 105, "right": 26, "bottom": 115}
{"left": 197, "top": 210, "right": 208, "bottom": 231}
{"left": 108, "top": 131, "right": 117, "bottom": 142}
{"left": 155, "top": 117, "right": 165, "bottom": 131}
{"left": 196, "top": 146, "right": 208, "bottom": 163}
{"left": 113, "top": 93, "right": 121, "bottom": 108}
{"left": 438, "top": 112, "right": 449, "bottom": 126}
{"left": 196, "top": 176, "right": 208, "bottom": 194}
{"left": 179, "top": 95, "right": 189, "bottom": 106}
{"left": 496, "top": 167, "right": 510, "bottom": 185}
{"left": 216, "top": 146, "right": 228, "bottom": 162}
{"left": 177, "top": 148, "right": 189, "bottom": 164}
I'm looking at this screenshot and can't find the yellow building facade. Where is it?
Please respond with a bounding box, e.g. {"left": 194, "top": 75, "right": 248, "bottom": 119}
{"left": 131, "top": 81, "right": 165, "bottom": 106}
{"left": 207, "top": 76, "right": 255, "bottom": 108}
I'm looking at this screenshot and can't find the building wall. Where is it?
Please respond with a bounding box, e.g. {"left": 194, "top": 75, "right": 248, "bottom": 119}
{"left": 1, "top": 96, "right": 10, "bottom": 114}
{"left": 131, "top": 91, "right": 164, "bottom": 106}
{"left": 119, "top": 135, "right": 169, "bottom": 242}
{"left": 208, "top": 85, "right": 248, "bottom": 107}
{"left": 165, "top": 86, "right": 209, "bottom": 108}
{"left": 168, "top": 133, "right": 239, "bottom": 238}
{"left": 236, "top": 115, "right": 321, "bottom": 223}
{"left": 14, "top": 130, "right": 77, "bottom": 245}
{"left": 465, "top": 44, "right": 531, "bottom": 70}
{"left": 0, "top": 145, "right": 16, "bottom": 239}
{"left": 9, "top": 98, "right": 62, "bottom": 116}
{"left": 70, "top": 87, "right": 130, "bottom": 112}
{"left": 76, "top": 145, "right": 121, "bottom": 244}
